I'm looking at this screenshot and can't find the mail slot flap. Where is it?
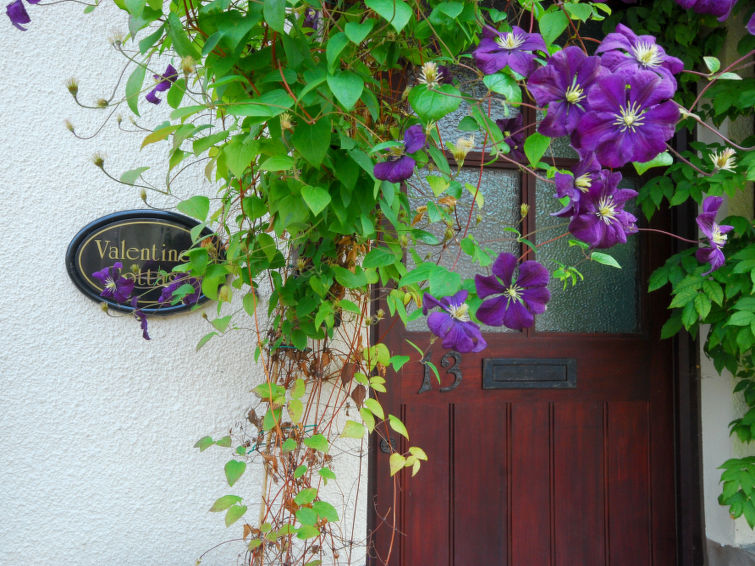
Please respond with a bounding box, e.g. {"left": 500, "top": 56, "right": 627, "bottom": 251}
{"left": 482, "top": 358, "right": 576, "bottom": 389}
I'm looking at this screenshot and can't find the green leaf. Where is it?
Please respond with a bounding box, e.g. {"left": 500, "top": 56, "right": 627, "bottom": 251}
{"left": 210, "top": 494, "right": 242, "bottom": 512}
{"left": 125, "top": 64, "right": 146, "bottom": 117}
{"left": 294, "top": 465, "right": 307, "bottom": 479}
{"left": 312, "top": 501, "right": 340, "bottom": 522}
{"left": 632, "top": 151, "right": 673, "bottom": 175}
{"left": 704, "top": 56, "right": 721, "bottom": 74}
{"left": 718, "top": 72, "right": 742, "bottom": 80}
{"left": 225, "top": 460, "right": 246, "bottom": 487}
{"left": 319, "top": 468, "right": 336, "bottom": 482}
{"left": 389, "top": 453, "right": 405, "bottom": 476}
{"left": 297, "top": 525, "right": 320, "bottom": 540}
{"left": 167, "top": 12, "right": 200, "bottom": 59}
{"left": 363, "top": 247, "right": 397, "bottom": 268}
{"left": 194, "top": 436, "right": 214, "bottom": 451}
{"left": 326, "top": 72, "right": 364, "bottom": 111}
{"left": 341, "top": 420, "right": 366, "bottom": 438}
{"left": 365, "top": 0, "right": 412, "bottom": 32}
{"left": 408, "top": 84, "right": 462, "bottom": 122}
{"left": 303, "top": 434, "right": 329, "bottom": 453}
{"left": 482, "top": 73, "right": 521, "bottom": 103}
{"left": 216, "top": 435, "right": 232, "bottom": 447}
{"left": 226, "top": 89, "right": 294, "bottom": 117}
{"left": 294, "top": 488, "right": 318, "bottom": 505}
{"left": 263, "top": 0, "right": 286, "bottom": 32}
{"left": 296, "top": 507, "right": 318, "bottom": 526}
{"left": 364, "top": 397, "right": 384, "bottom": 419}
{"left": 177, "top": 195, "right": 210, "bottom": 221}
{"left": 326, "top": 32, "right": 350, "bottom": 71}
{"left": 590, "top": 252, "right": 621, "bottom": 269}
{"left": 301, "top": 185, "right": 332, "bottom": 216}
{"left": 388, "top": 414, "right": 409, "bottom": 440}
{"left": 263, "top": 407, "right": 282, "bottom": 431}
{"left": 281, "top": 438, "right": 297, "bottom": 452}
{"left": 523, "top": 132, "right": 550, "bottom": 167}
{"left": 292, "top": 118, "right": 331, "bottom": 167}
{"left": 539, "top": 10, "right": 568, "bottom": 44}
{"left": 225, "top": 504, "right": 247, "bottom": 526}
{"left": 345, "top": 19, "right": 375, "bottom": 44}
{"left": 120, "top": 166, "right": 150, "bottom": 185}
{"left": 260, "top": 155, "right": 293, "bottom": 171}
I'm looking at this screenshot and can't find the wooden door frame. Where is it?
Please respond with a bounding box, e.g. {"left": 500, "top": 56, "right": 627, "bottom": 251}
{"left": 365, "top": 195, "right": 705, "bottom": 566}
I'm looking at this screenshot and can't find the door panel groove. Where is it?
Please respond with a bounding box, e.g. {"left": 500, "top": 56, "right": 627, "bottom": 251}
{"left": 449, "top": 403, "right": 455, "bottom": 566}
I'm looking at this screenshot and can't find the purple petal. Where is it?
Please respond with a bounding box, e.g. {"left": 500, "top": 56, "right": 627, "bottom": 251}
{"left": 427, "top": 311, "right": 453, "bottom": 337}
{"left": 491, "top": 252, "right": 518, "bottom": 285}
{"left": 403, "top": 125, "right": 426, "bottom": 154}
{"left": 748, "top": 12, "right": 755, "bottom": 35}
{"left": 521, "top": 286, "right": 551, "bottom": 314}
{"left": 502, "top": 299, "right": 534, "bottom": 330}
{"left": 146, "top": 89, "right": 162, "bottom": 105}
{"left": 702, "top": 195, "right": 724, "bottom": 216}
{"left": 476, "top": 295, "right": 508, "bottom": 326}
{"left": 475, "top": 273, "right": 505, "bottom": 299}
{"left": 516, "top": 260, "right": 550, "bottom": 288}
{"left": 373, "top": 155, "right": 416, "bottom": 182}
{"left": 6, "top": 0, "right": 30, "bottom": 30}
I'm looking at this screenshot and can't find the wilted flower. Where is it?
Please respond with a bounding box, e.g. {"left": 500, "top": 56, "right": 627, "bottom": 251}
{"left": 6, "top": 0, "right": 30, "bottom": 31}
{"left": 597, "top": 24, "right": 683, "bottom": 86}
{"left": 280, "top": 112, "right": 294, "bottom": 131}
{"left": 710, "top": 147, "right": 736, "bottom": 171}
{"left": 145, "top": 64, "right": 178, "bottom": 105}
{"left": 131, "top": 297, "right": 150, "bottom": 340}
{"left": 475, "top": 252, "right": 551, "bottom": 330}
{"left": 527, "top": 46, "right": 606, "bottom": 138}
{"left": 575, "top": 70, "right": 678, "bottom": 168}
{"left": 696, "top": 196, "right": 734, "bottom": 275}
{"left": 452, "top": 135, "right": 475, "bottom": 165}
{"left": 373, "top": 125, "right": 426, "bottom": 183}
{"left": 422, "top": 290, "right": 487, "bottom": 353}
{"left": 473, "top": 25, "right": 546, "bottom": 77}
{"left": 567, "top": 170, "right": 638, "bottom": 249}
{"left": 92, "top": 262, "right": 135, "bottom": 304}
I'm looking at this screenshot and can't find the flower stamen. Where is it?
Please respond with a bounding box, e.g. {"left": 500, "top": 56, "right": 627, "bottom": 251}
{"left": 631, "top": 42, "right": 662, "bottom": 68}
{"left": 564, "top": 77, "right": 585, "bottom": 105}
{"left": 597, "top": 196, "right": 617, "bottom": 223}
{"left": 495, "top": 32, "right": 525, "bottom": 50}
{"left": 613, "top": 101, "right": 646, "bottom": 132}
{"left": 448, "top": 302, "right": 470, "bottom": 322}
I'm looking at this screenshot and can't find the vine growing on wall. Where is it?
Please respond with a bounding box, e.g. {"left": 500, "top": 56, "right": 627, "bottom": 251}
{"left": 8, "top": 0, "right": 755, "bottom": 561}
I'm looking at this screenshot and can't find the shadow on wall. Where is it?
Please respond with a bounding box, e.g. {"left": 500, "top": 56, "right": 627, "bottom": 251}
{"left": 707, "top": 539, "right": 755, "bottom": 566}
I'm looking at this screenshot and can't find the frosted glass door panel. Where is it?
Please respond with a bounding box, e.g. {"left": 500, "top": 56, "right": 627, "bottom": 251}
{"left": 534, "top": 179, "right": 640, "bottom": 333}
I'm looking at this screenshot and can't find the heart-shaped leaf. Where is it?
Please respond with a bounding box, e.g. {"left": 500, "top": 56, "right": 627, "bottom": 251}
{"left": 345, "top": 19, "right": 375, "bottom": 44}
{"left": 327, "top": 72, "right": 364, "bottom": 111}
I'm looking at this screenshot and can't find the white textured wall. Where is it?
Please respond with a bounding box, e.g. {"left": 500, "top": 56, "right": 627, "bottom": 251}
{"left": 0, "top": 4, "right": 265, "bottom": 564}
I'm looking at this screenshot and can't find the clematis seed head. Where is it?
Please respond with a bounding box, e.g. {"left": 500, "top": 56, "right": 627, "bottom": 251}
{"left": 66, "top": 78, "right": 79, "bottom": 97}
{"left": 64, "top": 120, "right": 74, "bottom": 132}
{"left": 96, "top": 98, "right": 108, "bottom": 108}
{"left": 181, "top": 56, "right": 195, "bottom": 75}
{"left": 108, "top": 30, "right": 125, "bottom": 46}
{"left": 92, "top": 152, "right": 105, "bottom": 168}
{"left": 140, "top": 188, "right": 147, "bottom": 201}
{"left": 280, "top": 112, "right": 294, "bottom": 131}
{"left": 520, "top": 203, "right": 529, "bottom": 218}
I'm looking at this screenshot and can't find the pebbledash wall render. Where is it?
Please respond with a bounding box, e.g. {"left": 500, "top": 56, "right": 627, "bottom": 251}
{"left": 0, "top": 3, "right": 752, "bottom": 566}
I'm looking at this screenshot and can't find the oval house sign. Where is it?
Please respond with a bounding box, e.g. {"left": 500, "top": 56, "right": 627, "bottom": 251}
{"left": 66, "top": 210, "right": 212, "bottom": 314}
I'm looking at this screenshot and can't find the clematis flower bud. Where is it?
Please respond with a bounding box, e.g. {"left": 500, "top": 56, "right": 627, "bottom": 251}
{"left": 181, "top": 56, "right": 195, "bottom": 75}
{"left": 66, "top": 78, "right": 79, "bottom": 97}
{"left": 92, "top": 153, "right": 105, "bottom": 168}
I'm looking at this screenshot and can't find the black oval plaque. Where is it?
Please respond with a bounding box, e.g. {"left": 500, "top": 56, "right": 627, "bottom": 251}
{"left": 66, "top": 210, "right": 213, "bottom": 314}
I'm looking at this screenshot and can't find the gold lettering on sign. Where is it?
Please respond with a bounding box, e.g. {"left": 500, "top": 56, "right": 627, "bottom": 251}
{"left": 91, "top": 238, "right": 187, "bottom": 263}
{"left": 94, "top": 239, "right": 110, "bottom": 259}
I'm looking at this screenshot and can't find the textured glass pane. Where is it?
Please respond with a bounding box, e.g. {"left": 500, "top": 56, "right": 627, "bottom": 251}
{"left": 436, "top": 69, "right": 520, "bottom": 154}
{"left": 534, "top": 178, "right": 640, "bottom": 333}
{"left": 405, "top": 167, "right": 521, "bottom": 332}
{"left": 536, "top": 110, "right": 578, "bottom": 160}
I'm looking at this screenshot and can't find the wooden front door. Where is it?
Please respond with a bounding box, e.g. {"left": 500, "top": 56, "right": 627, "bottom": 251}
{"left": 368, "top": 139, "right": 678, "bottom": 565}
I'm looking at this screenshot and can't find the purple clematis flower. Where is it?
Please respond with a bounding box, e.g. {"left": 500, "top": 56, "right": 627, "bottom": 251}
{"left": 575, "top": 69, "right": 679, "bottom": 168}
{"left": 597, "top": 24, "right": 683, "bottom": 86}
{"left": 92, "top": 262, "right": 135, "bottom": 303}
{"left": 145, "top": 64, "right": 178, "bottom": 105}
{"left": 748, "top": 12, "right": 755, "bottom": 35}
{"left": 6, "top": 0, "right": 30, "bottom": 30}
{"left": 373, "top": 125, "right": 426, "bottom": 183}
{"left": 496, "top": 114, "right": 526, "bottom": 162}
{"left": 675, "top": 0, "right": 736, "bottom": 21}
{"left": 159, "top": 275, "right": 201, "bottom": 306}
{"left": 528, "top": 46, "right": 606, "bottom": 138}
{"left": 473, "top": 25, "right": 547, "bottom": 77}
{"left": 422, "top": 290, "right": 487, "bottom": 353}
{"left": 302, "top": 7, "right": 318, "bottom": 32}
{"left": 568, "top": 170, "right": 638, "bottom": 249}
{"left": 131, "top": 297, "right": 150, "bottom": 340}
{"left": 474, "top": 252, "right": 551, "bottom": 330}
{"left": 696, "top": 196, "right": 734, "bottom": 275}
{"left": 552, "top": 150, "right": 602, "bottom": 218}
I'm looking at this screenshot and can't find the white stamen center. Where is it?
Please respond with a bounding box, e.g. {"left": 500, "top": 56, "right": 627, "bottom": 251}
{"left": 105, "top": 277, "right": 117, "bottom": 291}
{"left": 712, "top": 225, "right": 728, "bottom": 247}
{"left": 505, "top": 284, "right": 522, "bottom": 302}
{"left": 565, "top": 78, "right": 585, "bottom": 104}
{"left": 613, "top": 101, "right": 646, "bottom": 132}
{"left": 632, "top": 42, "right": 662, "bottom": 68}
{"left": 448, "top": 302, "right": 470, "bottom": 322}
{"left": 496, "top": 32, "right": 525, "bottom": 50}
{"left": 575, "top": 173, "right": 592, "bottom": 192}
{"left": 597, "top": 196, "right": 617, "bottom": 223}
